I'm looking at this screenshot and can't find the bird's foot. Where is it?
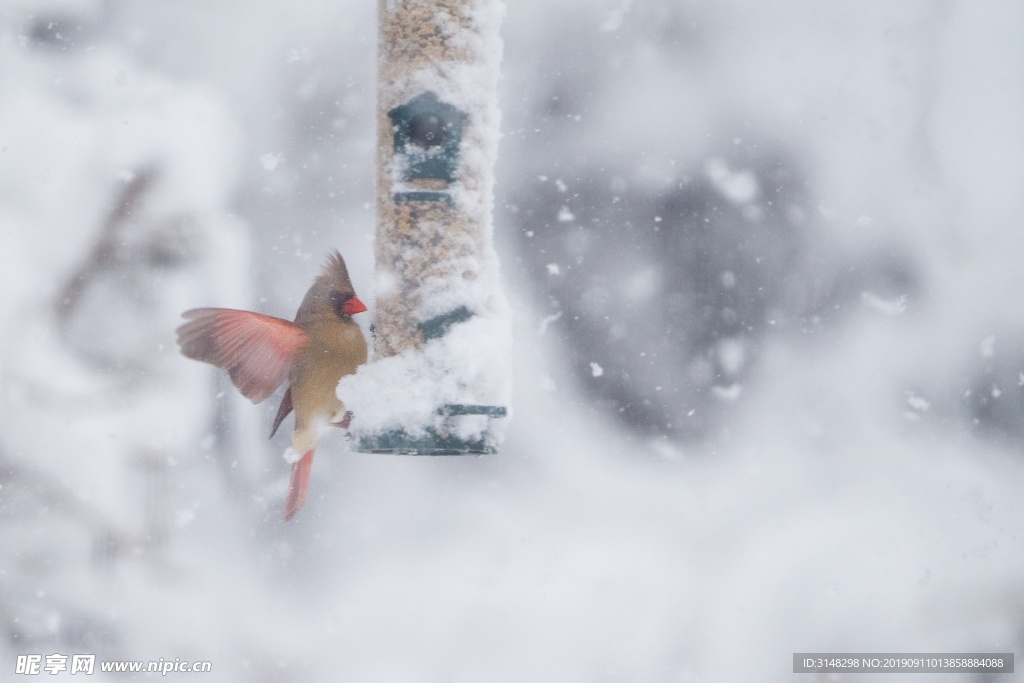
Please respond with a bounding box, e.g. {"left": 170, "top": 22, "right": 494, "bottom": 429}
{"left": 330, "top": 411, "right": 353, "bottom": 431}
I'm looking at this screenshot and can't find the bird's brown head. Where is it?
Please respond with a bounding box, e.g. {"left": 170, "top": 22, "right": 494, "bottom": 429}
{"left": 294, "top": 250, "right": 368, "bottom": 325}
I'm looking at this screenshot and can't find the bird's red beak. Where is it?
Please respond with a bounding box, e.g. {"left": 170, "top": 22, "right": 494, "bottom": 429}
{"left": 343, "top": 296, "right": 368, "bottom": 315}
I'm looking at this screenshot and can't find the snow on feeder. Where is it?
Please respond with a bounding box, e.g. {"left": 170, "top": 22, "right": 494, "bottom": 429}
{"left": 339, "top": 0, "right": 511, "bottom": 455}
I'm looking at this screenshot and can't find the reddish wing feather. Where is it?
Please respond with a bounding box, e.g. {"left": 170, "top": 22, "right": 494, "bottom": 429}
{"left": 177, "top": 308, "right": 307, "bottom": 403}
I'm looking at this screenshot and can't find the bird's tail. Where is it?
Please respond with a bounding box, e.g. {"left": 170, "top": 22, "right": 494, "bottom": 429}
{"left": 284, "top": 449, "right": 314, "bottom": 521}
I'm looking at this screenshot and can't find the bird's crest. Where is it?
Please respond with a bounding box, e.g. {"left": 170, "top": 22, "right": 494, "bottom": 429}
{"left": 321, "top": 249, "right": 355, "bottom": 293}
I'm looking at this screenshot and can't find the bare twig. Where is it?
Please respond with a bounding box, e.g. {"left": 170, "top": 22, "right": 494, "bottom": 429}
{"left": 54, "top": 167, "right": 158, "bottom": 322}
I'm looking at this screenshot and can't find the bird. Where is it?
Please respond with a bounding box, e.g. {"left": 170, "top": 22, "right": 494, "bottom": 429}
{"left": 176, "top": 250, "right": 368, "bottom": 521}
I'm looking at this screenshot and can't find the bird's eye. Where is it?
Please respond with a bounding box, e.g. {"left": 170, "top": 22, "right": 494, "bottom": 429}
{"left": 329, "top": 290, "right": 351, "bottom": 317}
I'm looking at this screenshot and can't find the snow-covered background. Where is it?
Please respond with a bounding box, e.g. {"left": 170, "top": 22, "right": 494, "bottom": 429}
{"left": 1, "top": 1, "right": 1022, "bottom": 681}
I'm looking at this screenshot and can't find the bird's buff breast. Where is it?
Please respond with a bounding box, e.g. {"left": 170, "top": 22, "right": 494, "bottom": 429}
{"left": 289, "top": 324, "right": 367, "bottom": 428}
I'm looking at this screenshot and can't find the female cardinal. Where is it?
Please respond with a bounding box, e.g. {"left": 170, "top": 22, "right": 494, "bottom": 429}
{"left": 177, "top": 250, "right": 368, "bottom": 520}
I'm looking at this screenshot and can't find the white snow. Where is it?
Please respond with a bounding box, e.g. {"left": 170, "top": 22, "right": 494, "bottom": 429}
{"left": 705, "top": 157, "right": 758, "bottom": 204}
{"left": 862, "top": 291, "right": 908, "bottom": 316}
{"left": 711, "top": 383, "right": 743, "bottom": 401}
{"left": 590, "top": 362, "right": 604, "bottom": 377}
{"left": 599, "top": 0, "right": 633, "bottom": 33}
{"left": 536, "top": 309, "right": 563, "bottom": 336}
{"left": 716, "top": 338, "right": 745, "bottom": 376}
{"left": 259, "top": 152, "right": 283, "bottom": 170}
{"left": 980, "top": 334, "right": 996, "bottom": 358}
{"left": 339, "top": 311, "right": 511, "bottom": 441}
{"left": 623, "top": 267, "right": 659, "bottom": 301}
{"left": 906, "top": 391, "right": 931, "bottom": 412}
{"left": 0, "top": 11, "right": 261, "bottom": 673}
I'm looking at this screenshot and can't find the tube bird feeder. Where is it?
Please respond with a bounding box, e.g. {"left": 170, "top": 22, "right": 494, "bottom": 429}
{"left": 339, "top": 0, "right": 511, "bottom": 455}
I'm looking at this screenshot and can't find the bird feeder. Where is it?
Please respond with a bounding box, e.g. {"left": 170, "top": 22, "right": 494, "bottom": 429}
{"left": 339, "top": 0, "right": 510, "bottom": 455}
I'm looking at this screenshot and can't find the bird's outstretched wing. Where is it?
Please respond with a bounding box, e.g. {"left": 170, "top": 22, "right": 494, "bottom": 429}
{"left": 177, "top": 308, "right": 307, "bottom": 403}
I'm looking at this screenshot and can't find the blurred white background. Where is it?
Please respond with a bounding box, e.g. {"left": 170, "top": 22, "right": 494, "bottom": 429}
{"left": 1, "top": 1, "right": 1022, "bottom": 681}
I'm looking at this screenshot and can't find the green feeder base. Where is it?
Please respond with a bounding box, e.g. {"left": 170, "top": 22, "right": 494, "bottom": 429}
{"left": 356, "top": 404, "right": 507, "bottom": 456}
